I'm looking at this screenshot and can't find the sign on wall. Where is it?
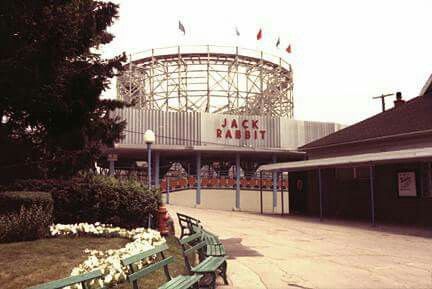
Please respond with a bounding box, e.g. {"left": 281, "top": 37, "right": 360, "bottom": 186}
{"left": 397, "top": 171, "right": 417, "bottom": 197}
{"left": 200, "top": 113, "right": 279, "bottom": 148}
{"left": 216, "top": 118, "right": 266, "bottom": 140}
{"left": 114, "top": 108, "right": 343, "bottom": 149}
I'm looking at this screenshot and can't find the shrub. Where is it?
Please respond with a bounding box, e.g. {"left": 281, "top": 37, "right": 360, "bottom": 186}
{"left": 10, "top": 176, "right": 161, "bottom": 229}
{"left": 0, "top": 191, "right": 53, "bottom": 242}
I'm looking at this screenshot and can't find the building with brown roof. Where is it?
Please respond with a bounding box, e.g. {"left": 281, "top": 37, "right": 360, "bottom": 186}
{"left": 301, "top": 92, "right": 432, "bottom": 159}
{"left": 259, "top": 81, "right": 432, "bottom": 226}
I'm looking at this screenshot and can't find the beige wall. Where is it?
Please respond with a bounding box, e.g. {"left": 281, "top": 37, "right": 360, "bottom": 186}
{"left": 115, "top": 108, "right": 343, "bottom": 150}
{"left": 162, "top": 189, "right": 289, "bottom": 215}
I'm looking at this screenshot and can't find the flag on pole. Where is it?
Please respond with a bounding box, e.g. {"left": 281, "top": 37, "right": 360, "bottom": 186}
{"left": 256, "top": 28, "right": 262, "bottom": 40}
{"left": 178, "top": 20, "right": 186, "bottom": 35}
{"left": 286, "top": 44, "right": 292, "bottom": 53}
{"left": 235, "top": 26, "right": 240, "bottom": 37}
{"left": 276, "top": 37, "right": 280, "bottom": 48}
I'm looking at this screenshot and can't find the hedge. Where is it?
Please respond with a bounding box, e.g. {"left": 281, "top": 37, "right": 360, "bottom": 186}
{"left": 10, "top": 175, "right": 161, "bottom": 229}
{"left": 0, "top": 191, "right": 53, "bottom": 242}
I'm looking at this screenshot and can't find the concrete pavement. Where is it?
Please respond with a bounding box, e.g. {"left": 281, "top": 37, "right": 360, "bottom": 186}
{"left": 168, "top": 205, "right": 432, "bottom": 289}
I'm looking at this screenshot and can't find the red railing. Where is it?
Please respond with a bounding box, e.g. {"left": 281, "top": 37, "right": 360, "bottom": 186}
{"left": 160, "top": 177, "right": 288, "bottom": 192}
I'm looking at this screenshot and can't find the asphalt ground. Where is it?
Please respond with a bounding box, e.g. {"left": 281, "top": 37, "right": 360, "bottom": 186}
{"left": 168, "top": 205, "right": 432, "bottom": 289}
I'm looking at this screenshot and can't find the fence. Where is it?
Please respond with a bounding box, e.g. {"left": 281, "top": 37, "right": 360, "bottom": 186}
{"left": 159, "top": 176, "right": 288, "bottom": 193}
{"left": 160, "top": 176, "right": 289, "bottom": 214}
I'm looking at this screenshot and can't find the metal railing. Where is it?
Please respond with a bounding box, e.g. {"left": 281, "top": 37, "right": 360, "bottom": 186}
{"left": 130, "top": 45, "right": 292, "bottom": 71}
{"left": 159, "top": 176, "right": 288, "bottom": 193}
{"left": 118, "top": 44, "right": 294, "bottom": 118}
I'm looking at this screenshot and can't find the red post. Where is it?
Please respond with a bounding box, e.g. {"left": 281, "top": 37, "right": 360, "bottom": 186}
{"left": 158, "top": 206, "right": 170, "bottom": 236}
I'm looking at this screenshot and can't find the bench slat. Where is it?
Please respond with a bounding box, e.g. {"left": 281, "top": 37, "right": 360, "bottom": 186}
{"left": 177, "top": 213, "right": 201, "bottom": 225}
{"left": 177, "top": 274, "right": 202, "bottom": 289}
{"left": 202, "top": 230, "right": 220, "bottom": 243}
{"left": 158, "top": 275, "right": 187, "bottom": 289}
{"left": 128, "top": 256, "right": 174, "bottom": 282}
{"left": 184, "top": 241, "right": 206, "bottom": 255}
{"left": 192, "top": 256, "right": 226, "bottom": 273}
{"left": 27, "top": 270, "right": 103, "bottom": 289}
{"left": 122, "top": 243, "right": 169, "bottom": 266}
{"left": 206, "top": 244, "right": 225, "bottom": 256}
{"left": 159, "top": 274, "right": 202, "bottom": 289}
{"left": 179, "top": 232, "right": 201, "bottom": 245}
{"left": 191, "top": 224, "right": 202, "bottom": 233}
{"left": 193, "top": 256, "right": 226, "bottom": 272}
{"left": 193, "top": 256, "right": 215, "bottom": 271}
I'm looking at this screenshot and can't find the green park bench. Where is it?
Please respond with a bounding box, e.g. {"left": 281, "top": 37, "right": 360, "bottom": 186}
{"left": 27, "top": 269, "right": 105, "bottom": 289}
{"left": 177, "top": 213, "right": 202, "bottom": 239}
{"left": 121, "top": 243, "right": 202, "bottom": 289}
{"left": 191, "top": 225, "right": 225, "bottom": 257}
{"left": 180, "top": 233, "right": 228, "bottom": 289}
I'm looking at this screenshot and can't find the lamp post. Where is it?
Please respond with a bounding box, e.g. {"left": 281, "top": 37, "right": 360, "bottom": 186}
{"left": 144, "top": 129, "right": 155, "bottom": 189}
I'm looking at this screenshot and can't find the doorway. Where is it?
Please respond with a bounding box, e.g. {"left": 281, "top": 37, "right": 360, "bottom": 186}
{"left": 289, "top": 172, "right": 308, "bottom": 214}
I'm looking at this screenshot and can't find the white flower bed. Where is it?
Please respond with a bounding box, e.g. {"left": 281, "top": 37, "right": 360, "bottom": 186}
{"left": 50, "top": 223, "right": 166, "bottom": 289}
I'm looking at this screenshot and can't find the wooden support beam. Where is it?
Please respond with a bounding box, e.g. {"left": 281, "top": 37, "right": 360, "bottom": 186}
{"left": 369, "top": 166, "right": 376, "bottom": 226}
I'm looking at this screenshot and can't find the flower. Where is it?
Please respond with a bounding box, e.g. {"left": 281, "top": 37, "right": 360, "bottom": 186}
{"left": 50, "top": 222, "right": 166, "bottom": 288}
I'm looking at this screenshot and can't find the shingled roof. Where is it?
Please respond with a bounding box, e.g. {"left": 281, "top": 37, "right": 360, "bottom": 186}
{"left": 301, "top": 93, "right": 432, "bottom": 150}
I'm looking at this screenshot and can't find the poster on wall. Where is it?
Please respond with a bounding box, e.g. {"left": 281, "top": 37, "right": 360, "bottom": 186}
{"left": 397, "top": 171, "right": 417, "bottom": 197}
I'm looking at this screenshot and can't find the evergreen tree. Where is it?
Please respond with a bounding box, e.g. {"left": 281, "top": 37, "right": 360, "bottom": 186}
{"left": 0, "top": 0, "right": 126, "bottom": 180}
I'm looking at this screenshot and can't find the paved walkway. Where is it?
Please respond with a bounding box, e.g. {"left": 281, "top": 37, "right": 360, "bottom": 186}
{"left": 168, "top": 205, "right": 432, "bottom": 289}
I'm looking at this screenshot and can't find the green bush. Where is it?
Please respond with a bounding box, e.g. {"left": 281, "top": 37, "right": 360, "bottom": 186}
{"left": 10, "top": 176, "right": 161, "bottom": 228}
{"left": 0, "top": 191, "right": 53, "bottom": 242}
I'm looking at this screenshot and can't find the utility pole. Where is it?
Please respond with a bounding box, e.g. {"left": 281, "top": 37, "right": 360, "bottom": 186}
{"left": 373, "top": 93, "right": 394, "bottom": 112}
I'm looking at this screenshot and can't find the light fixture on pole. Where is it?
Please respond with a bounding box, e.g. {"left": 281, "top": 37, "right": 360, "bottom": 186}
{"left": 144, "top": 129, "right": 155, "bottom": 188}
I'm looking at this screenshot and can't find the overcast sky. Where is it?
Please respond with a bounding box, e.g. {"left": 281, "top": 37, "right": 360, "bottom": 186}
{"left": 101, "top": 0, "right": 432, "bottom": 125}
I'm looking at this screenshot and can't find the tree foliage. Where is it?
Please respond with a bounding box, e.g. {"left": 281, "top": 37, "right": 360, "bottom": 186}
{"left": 0, "top": 0, "right": 126, "bottom": 180}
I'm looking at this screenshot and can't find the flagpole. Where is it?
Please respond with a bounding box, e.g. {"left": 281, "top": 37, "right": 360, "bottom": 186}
{"left": 256, "top": 28, "right": 262, "bottom": 56}
{"left": 256, "top": 28, "right": 259, "bottom": 53}
{"left": 178, "top": 20, "right": 186, "bottom": 47}
{"left": 177, "top": 20, "right": 181, "bottom": 47}
{"left": 275, "top": 36, "right": 280, "bottom": 58}
{"left": 235, "top": 26, "right": 240, "bottom": 48}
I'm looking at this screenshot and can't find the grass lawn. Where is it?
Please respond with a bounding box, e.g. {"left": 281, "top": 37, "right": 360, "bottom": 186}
{"left": 0, "top": 235, "right": 189, "bottom": 289}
